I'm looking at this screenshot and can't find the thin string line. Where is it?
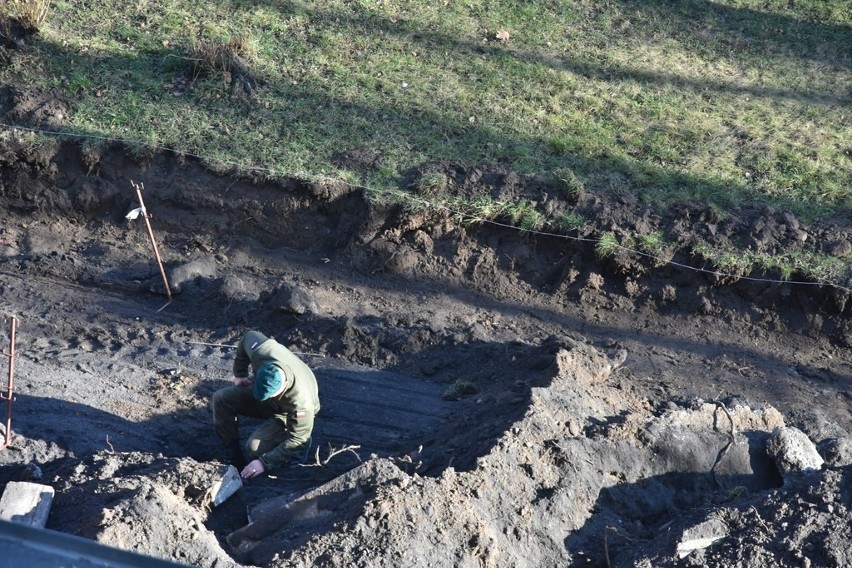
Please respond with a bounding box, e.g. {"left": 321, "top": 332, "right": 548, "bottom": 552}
{"left": 1, "top": 122, "right": 849, "bottom": 293}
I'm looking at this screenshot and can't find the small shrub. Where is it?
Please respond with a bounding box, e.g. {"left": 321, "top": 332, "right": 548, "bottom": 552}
{"left": 548, "top": 134, "right": 579, "bottom": 155}
{"left": 552, "top": 167, "right": 584, "bottom": 199}
{"left": 8, "top": 0, "right": 50, "bottom": 34}
{"left": 188, "top": 34, "right": 256, "bottom": 84}
{"left": 376, "top": 165, "right": 398, "bottom": 183}
{"left": 67, "top": 71, "right": 93, "bottom": 92}
{"left": 414, "top": 171, "right": 449, "bottom": 196}
{"left": 596, "top": 232, "right": 621, "bottom": 258}
{"left": 691, "top": 242, "right": 752, "bottom": 276}
{"left": 558, "top": 211, "right": 585, "bottom": 231}
{"left": 520, "top": 208, "right": 545, "bottom": 232}
{"left": 692, "top": 240, "right": 848, "bottom": 285}
{"left": 465, "top": 195, "right": 507, "bottom": 222}
{"left": 777, "top": 261, "right": 794, "bottom": 281}
{"left": 640, "top": 230, "right": 665, "bottom": 256}
{"left": 442, "top": 379, "right": 477, "bottom": 400}
{"left": 508, "top": 201, "right": 545, "bottom": 232}
{"left": 336, "top": 169, "right": 360, "bottom": 186}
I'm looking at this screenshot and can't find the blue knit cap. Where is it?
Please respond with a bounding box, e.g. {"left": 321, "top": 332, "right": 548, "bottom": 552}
{"left": 253, "top": 364, "right": 286, "bottom": 401}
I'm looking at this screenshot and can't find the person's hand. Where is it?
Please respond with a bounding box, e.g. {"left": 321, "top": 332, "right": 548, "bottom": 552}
{"left": 241, "top": 459, "right": 265, "bottom": 479}
{"left": 234, "top": 376, "right": 251, "bottom": 387}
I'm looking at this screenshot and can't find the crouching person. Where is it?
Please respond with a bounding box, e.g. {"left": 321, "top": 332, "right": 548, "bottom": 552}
{"left": 212, "top": 330, "right": 320, "bottom": 479}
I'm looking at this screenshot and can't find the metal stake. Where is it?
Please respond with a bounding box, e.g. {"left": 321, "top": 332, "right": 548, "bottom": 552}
{"left": 1, "top": 315, "right": 18, "bottom": 450}
{"left": 131, "top": 181, "right": 172, "bottom": 310}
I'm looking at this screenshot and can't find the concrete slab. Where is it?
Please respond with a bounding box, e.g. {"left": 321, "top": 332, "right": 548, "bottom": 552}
{"left": 0, "top": 481, "right": 54, "bottom": 528}
{"left": 676, "top": 516, "right": 729, "bottom": 559}
{"left": 210, "top": 465, "right": 242, "bottom": 507}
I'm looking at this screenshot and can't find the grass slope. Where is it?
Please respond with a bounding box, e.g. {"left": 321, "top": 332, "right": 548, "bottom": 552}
{"left": 1, "top": 0, "right": 850, "bottom": 281}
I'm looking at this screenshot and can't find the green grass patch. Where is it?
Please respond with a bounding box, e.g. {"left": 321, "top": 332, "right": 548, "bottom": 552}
{"left": 0, "top": 1, "right": 848, "bottom": 255}
{"left": 596, "top": 232, "right": 622, "bottom": 258}
{"left": 558, "top": 211, "right": 586, "bottom": 232}
{"left": 691, "top": 241, "right": 850, "bottom": 284}
{"left": 441, "top": 379, "right": 478, "bottom": 401}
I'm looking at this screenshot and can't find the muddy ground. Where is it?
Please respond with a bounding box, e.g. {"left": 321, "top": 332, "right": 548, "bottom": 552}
{"left": 0, "top": 133, "right": 850, "bottom": 567}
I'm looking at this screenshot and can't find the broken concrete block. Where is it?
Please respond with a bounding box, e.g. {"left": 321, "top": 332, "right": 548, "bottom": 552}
{"left": 210, "top": 465, "right": 242, "bottom": 507}
{"left": 676, "top": 516, "right": 728, "bottom": 559}
{"left": 766, "top": 427, "right": 824, "bottom": 478}
{"left": 0, "top": 481, "right": 55, "bottom": 528}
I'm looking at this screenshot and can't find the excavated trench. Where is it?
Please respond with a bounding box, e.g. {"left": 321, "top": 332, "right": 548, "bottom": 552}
{"left": 0, "top": 138, "right": 850, "bottom": 566}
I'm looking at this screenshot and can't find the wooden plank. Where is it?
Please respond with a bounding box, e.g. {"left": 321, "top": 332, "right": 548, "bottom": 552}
{"left": 0, "top": 482, "right": 55, "bottom": 529}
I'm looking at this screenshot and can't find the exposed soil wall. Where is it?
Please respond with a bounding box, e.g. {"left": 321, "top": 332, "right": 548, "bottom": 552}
{"left": 0, "top": 138, "right": 850, "bottom": 567}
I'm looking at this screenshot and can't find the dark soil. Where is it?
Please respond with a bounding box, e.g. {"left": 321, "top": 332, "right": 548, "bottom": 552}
{"left": 0, "top": 117, "right": 850, "bottom": 567}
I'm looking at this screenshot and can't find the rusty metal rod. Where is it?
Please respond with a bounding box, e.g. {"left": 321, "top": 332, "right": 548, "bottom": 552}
{"left": 132, "top": 181, "right": 172, "bottom": 306}
{"left": 1, "top": 315, "right": 17, "bottom": 450}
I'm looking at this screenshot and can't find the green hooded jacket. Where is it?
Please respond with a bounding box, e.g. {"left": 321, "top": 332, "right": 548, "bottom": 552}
{"left": 233, "top": 330, "right": 320, "bottom": 469}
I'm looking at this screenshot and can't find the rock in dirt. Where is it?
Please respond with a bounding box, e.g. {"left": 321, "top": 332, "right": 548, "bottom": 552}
{"left": 641, "top": 400, "right": 785, "bottom": 492}
{"left": 229, "top": 459, "right": 406, "bottom": 565}
{"left": 167, "top": 256, "right": 218, "bottom": 294}
{"left": 766, "top": 426, "right": 824, "bottom": 479}
{"left": 262, "top": 284, "right": 319, "bottom": 315}
{"left": 623, "top": 465, "right": 852, "bottom": 567}
{"left": 675, "top": 515, "right": 729, "bottom": 559}
{"left": 50, "top": 452, "right": 244, "bottom": 568}
{"left": 220, "top": 274, "right": 261, "bottom": 302}
{"left": 210, "top": 465, "right": 242, "bottom": 507}
{"left": 819, "top": 436, "right": 852, "bottom": 467}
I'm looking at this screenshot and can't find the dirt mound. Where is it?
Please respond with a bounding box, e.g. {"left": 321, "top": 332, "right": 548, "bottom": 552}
{"left": 0, "top": 86, "right": 71, "bottom": 130}
{"left": 0, "top": 139, "right": 850, "bottom": 567}
{"left": 50, "top": 452, "right": 241, "bottom": 567}
{"left": 251, "top": 340, "right": 850, "bottom": 567}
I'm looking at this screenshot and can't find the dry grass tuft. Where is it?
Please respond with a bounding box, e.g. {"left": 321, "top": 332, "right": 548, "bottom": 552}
{"left": 188, "top": 35, "right": 255, "bottom": 87}
{"left": 0, "top": 15, "right": 11, "bottom": 43}
{"left": 6, "top": 0, "right": 50, "bottom": 33}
